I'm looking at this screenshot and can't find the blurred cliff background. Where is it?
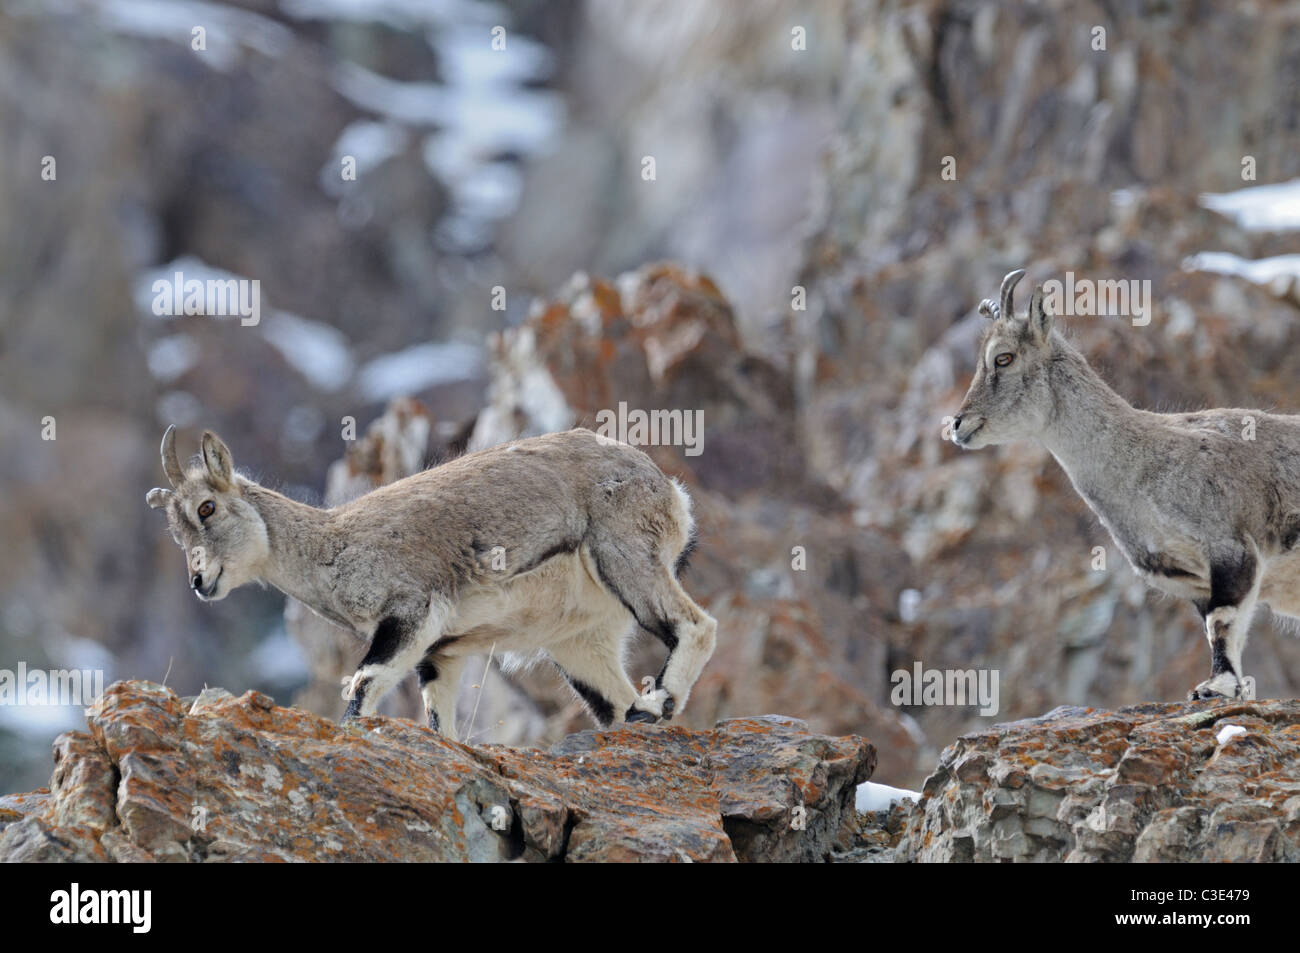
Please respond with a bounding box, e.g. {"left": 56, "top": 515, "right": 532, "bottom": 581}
{"left": 3, "top": 0, "right": 1300, "bottom": 795}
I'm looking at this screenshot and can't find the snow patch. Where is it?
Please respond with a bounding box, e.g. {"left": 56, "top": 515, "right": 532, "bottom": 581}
{"left": 91, "top": 0, "right": 292, "bottom": 71}
{"left": 1200, "top": 179, "right": 1300, "bottom": 232}
{"left": 321, "top": 121, "right": 410, "bottom": 195}
{"left": 329, "top": 32, "right": 562, "bottom": 250}
{"left": 1216, "top": 724, "right": 1247, "bottom": 746}
{"left": 260, "top": 311, "right": 355, "bottom": 392}
{"left": 134, "top": 255, "right": 254, "bottom": 321}
{"left": 357, "top": 341, "right": 483, "bottom": 401}
{"left": 856, "top": 781, "right": 921, "bottom": 813}
{"left": 281, "top": 0, "right": 479, "bottom": 29}
{"left": 1182, "top": 251, "right": 1300, "bottom": 291}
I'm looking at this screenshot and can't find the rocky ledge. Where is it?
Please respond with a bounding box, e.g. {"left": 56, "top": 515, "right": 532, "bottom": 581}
{"left": 889, "top": 699, "right": 1300, "bottom": 862}
{"left": 6, "top": 682, "right": 1296, "bottom": 863}
{"left": 0, "top": 680, "right": 873, "bottom": 863}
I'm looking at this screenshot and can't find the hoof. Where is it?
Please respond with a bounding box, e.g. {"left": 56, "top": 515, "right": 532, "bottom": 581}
{"left": 625, "top": 686, "right": 675, "bottom": 724}
{"left": 660, "top": 694, "right": 676, "bottom": 720}
{"left": 1188, "top": 673, "right": 1254, "bottom": 702}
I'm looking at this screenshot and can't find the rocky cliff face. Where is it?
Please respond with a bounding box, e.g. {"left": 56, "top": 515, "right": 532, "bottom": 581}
{"left": 3, "top": 0, "right": 1299, "bottom": 805}
{"left": 7, "top": 681, "right": 1296, "bottom": 863}
{"left": 0, "top": 680, "right": 872, "bottom": 863}
{"left": 888, "top": 698, "right": 1300, "bottom": 863}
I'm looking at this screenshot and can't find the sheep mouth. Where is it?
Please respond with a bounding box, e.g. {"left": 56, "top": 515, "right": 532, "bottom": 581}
{"left": 954, "top": 421, "right": 984, "bottom": 446}
{"left": 196, "top": 568, "right": 223, "bottom": 600}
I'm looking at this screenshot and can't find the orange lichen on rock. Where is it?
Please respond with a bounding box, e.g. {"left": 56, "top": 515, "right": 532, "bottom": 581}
{"left": 0, "top": 680, "right": 874, "bottom": 863}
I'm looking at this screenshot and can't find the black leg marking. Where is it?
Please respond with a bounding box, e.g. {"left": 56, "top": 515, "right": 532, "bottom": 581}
{"left": 416, "top": 658, "right": 439, "bottom": 686}
{"left": 1205, "top": 552, "right": 1257, "bottom": 614}
{"left": 564, "top": 674, "right": 615, "bottom": 726}
{"left": 362, "top": 615, "right": 410, "bottom": 667}
{"left": 341, "top": 615, "right": 415, "bottom": 723}
{"left": 1211, "top": 633, "right": 1235, "bottom": 678}
{"left": 589, "top": 553, "right": 679, "bottom": 647}
{"left": 651, "top": 618, "right": 679, "bottom": 652}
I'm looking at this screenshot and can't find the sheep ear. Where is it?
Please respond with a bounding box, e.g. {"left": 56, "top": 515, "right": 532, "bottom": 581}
{"left": 1030, "top": 284, "right": 1053, "bottom": 340}
{"left": 201, "top": 431, "right": 234, "bottom": 490}
{"left": 146, "top": 487, "right": 172, "bottom": 509}
{"left": 977, "top": 298, "right": 998, "bottom": 319}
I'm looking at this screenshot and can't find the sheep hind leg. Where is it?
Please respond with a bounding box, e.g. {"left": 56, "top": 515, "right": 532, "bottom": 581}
{"left": 643, "top": 577, "right": 717, "bottom": 720}
{"left": 417, "top": 645, "right": 468, "bottom": 738}
{"left": 586, "top": 543, "right": 716, "bottom": 720}
{"left": 546, "top": 624, "right": 645, "bottom": 727}
{"left": 1189, "top": 550, "right": 1261, "bottom": 702}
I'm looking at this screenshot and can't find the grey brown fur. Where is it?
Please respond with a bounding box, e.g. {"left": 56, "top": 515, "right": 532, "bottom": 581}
{"left": 953, "top": 269, "right": 1300, "bottom": 701}
{"left": 147, "top": 427, "right": 717, "bottom": 734}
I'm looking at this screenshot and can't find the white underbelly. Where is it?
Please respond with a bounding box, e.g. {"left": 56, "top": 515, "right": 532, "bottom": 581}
{"left": 438, "top": 547, "right": 631, "bottom": 660}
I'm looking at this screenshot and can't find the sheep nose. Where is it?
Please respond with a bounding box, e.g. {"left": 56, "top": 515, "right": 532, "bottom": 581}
{"left": 952, "top": 413, "right": 964, "bottom": 432}
{"left": 192, "top": 573, "right": 204, "bottom": 590}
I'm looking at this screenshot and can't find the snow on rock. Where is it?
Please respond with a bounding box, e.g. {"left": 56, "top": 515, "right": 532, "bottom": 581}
{"left": 90, "top": 0, "right": 293, "bottom": 71}
{"left": 1182, "top": 250, "right": 1300, "bottom": 289}
{"left": 1216, "top": 724, "right": 1247, "bottom": 746}
{"left": 1199, "top": 179, "right": 1300, "bottom": 232}
{"left": 319, "top": 121, "right": 410, "bottom": 195}
{"left": 356, "top": 341, "right": 483, "bottom": 402}
{"left": 260, "top": 311, "right": 354, "bottom": 393}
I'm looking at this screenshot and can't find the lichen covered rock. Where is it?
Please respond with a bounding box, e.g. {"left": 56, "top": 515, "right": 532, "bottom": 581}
{"left": 896, "top": 699, "right": 1300, "bottom": 862}
{"left": 0, "top": 680, "right": 873, "bottom": 863}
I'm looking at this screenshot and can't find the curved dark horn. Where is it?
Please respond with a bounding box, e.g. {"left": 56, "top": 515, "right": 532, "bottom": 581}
{"left": 999, "top": 269, "right": 1026, "bottom": 320}
{"left": 160, "top": 425, "right": 185, "bottom": 488}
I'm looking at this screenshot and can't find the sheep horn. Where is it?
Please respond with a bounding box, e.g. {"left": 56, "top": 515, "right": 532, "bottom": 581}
{"left": 161, "top": 425, "right": 185, "bottom": 488}
{"left": 999, "top": 269, "right": 1026, "bottom": 320}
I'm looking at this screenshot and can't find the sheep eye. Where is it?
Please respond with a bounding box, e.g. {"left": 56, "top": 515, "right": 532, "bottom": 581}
{"left": 994, "top": 352, "right": 1015, "bottom": 368}
{"left": 197, "top": 500, "right": 216, "bottom": 520}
